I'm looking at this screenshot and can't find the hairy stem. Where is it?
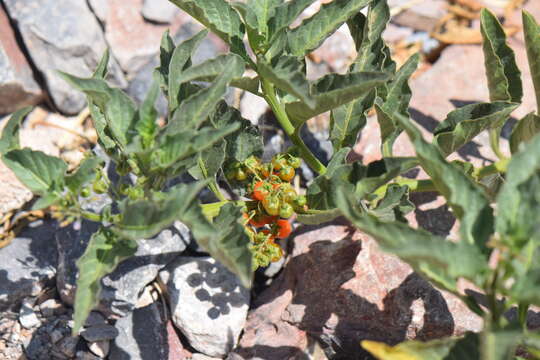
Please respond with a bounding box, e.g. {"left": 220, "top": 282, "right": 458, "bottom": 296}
{"left": 198, "top": 157, "right": 226, "bottom": 202}
{"left": 261, "top": 79, "right": 327, "bottom": 175}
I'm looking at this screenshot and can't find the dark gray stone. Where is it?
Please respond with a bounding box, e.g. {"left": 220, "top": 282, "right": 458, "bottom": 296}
{"left": 0, "top": 219, "right": 57, "bottom": 311}
{"left": 0, "top": 6, "right": 41, "bottom": 114}
{"left": 56, "top": 219, "right": 190, "bottom": 316}
{"left": 141, "top": 0, "right": 180, "bottom": 24}
{"left": 80, "top": 324, "right": 119, "bottom": 342}
{"left": 2, "top": 0, "right": 126, "bottom": 115}
{"left": 109, "top": 302, "right": 168, "bottom": 360}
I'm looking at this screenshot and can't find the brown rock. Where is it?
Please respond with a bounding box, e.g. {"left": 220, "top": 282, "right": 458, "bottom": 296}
{"left": 0, "top": 6, "right": 42, "bottom": 114}
{"left": 232, "top": 223, "right": 482, "bottom": 359}
{"left": 103, "top": 0, "right": 185, "bottom": 75}
{"left": 389, "top": 0, "right": 447, "bottom": 32}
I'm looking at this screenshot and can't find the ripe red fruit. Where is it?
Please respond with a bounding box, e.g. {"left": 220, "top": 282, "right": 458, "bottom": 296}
{"left": 276, "top": 219, "right": 292, "bottom": 239}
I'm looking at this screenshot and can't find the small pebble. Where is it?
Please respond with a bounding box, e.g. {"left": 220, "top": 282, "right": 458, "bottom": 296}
{"left": 39, "top": 299, "right": 65, "bottom": 317}
{"left": 76, "top": 350, "right": 100, "bottom": 360}
{"left": 88, "top": 340, "right": 110, "bottom": 358}
{"left": 80, "top": 324, "right": 119, "bottom": 342}
{"left": 19, "top": 299, "right": 41, "bottom": 329}
{"left": 50, "top": 329, "right": 64, "bottom": 343}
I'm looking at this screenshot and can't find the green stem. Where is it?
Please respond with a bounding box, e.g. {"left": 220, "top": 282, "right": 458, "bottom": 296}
{"left": 518, "top": 302, "right": 529, "bottom": 329}
{"left": 198, "top": 158, "right": 226, "bottom": 202}
{"left": 489, "top": 127, "right": 505, "bottom": 160}
{"left": 382, "top": 141, "right": 393, "bottom": 158}
{"left": 261, "top": 79, "right": 327, "bottom": 175}
{"left": 473, "top": 158, "right": 509, "bottom": 179}
{"left": 80, "top": 210, "right": 101, "bottom": 222}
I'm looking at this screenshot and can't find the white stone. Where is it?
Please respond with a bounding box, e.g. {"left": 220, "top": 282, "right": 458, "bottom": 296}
{"left": 159, "top": 257, "right": 250, "bottom": 357}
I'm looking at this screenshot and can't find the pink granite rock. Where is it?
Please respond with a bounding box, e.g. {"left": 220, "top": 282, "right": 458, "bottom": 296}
{"left": 231, "top": 223, "right": 482, "bottom": 359}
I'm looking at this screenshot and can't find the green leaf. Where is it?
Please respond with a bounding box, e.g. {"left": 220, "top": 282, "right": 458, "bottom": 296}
{"left": 433, "top": 102, "right": 518, "bottom": 157}
{"left": 0, "top": 106, "right": 32, "bottom": 154}
{"left": 350, "top": 0, "right": 393, "bottom": 73}
{"left": 523, "top": 11, "right": 540, "bottom": 113}
{"left": 369, "top": 183, "right": 414, "bottom": 222}
{"left": 248, "top": 0, "right": 281, "bottom": 36}
{"left": 394, "top": 113, "right": 494, "bottom": 253}
{"left": 73, "top": 227, "right": 137, "bottom": 334}
{"left": 189, "top": 141, "right": 226, "bottom": 181}
{"left": 296, "top": 208, "right": 342, "bottom": 225}
{"left": 3, "top": 148, "right": 67, "bottom": 195}
{"left": 335, "top": 187, "right": 488, "bottom": 293}
{"left": 362, "top": 333, "right": 480, "bottom": 360}
{"left": 258, "top": 55, "right": 315, "bottom": 109}
{"left": 496, "top": 133, "right": 540, "bottom": 246}
{"left": 156, "top": 30, "right": 177, "bottom": 97}
{"left": 287, "top": 0, "right": 372, "bottom": 57}
{"left": 480, "top": 8, "right": 523, "bottom": 103}
{"left": 31, "top": 193, "right": 60, "bottom": 211}
{"left": 59, "top": 74, "right": 137, "bottom": 148}
{"left": 168, "top": 29, "right": 209, "bottom": 111}
{"left": 211, "top": 101, "right": 263, "bottom": 162}
{"left": 510, "top": 111, "right": 540, "bottom": 154}
{"left": 306, "top": 148, "right": 362, "bottom": 210}
{"left": 168, "top": 0, "right": 247, "bottom": 61}
{"left": 355, "top": 157, "right": 418, "bottom": 198}
{"left": 375, "top": 53, "right": 419, "bottom": 156}
{"left": 116, "top": 182, "right": 211, "bottom": 240}
{"left": 202, "top": 203, "right": 253, "bottom": 287}
{"left": 136, "top": 77, "right": 160, "bottom": 149}
{"left": 510, "top": 266, "right": 540, "bottom": 306}
{"left": 286, "top": 71, "right": 390, "bottom": 127}
{"left": 65, "top": 156, "right": 104, "bottom": 193}
{"left": 166, "top": 55, "right": 245, "bottom": 133}
{"left": 269, "top": 0, "right": 314, "bottom": 40}
{"left": 330, "top": 90, "right": 375, "bottom": 152}
{"left": 153, "top": 124, "right": 239, "bottom": 170}
{"left": 93, "top": 49, "right": 110, "bottom": 79}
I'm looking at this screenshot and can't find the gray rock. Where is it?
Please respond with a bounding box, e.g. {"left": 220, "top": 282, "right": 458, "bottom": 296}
{"left": 389, "top": 0, "right": 446, "bottom": 32}
{"left": 159, "top": 257, "right": 250, "bottom": 357}
{"left": 56, "top": 219, "right": 190, "bottom": 316}
{"left": 19, "top": 298, "right": 41, "bottom": 329}
{"left": 2, "top": 0, "right": 126, "bottom": 115}
{"left": 0, "top": 219, "right": 57, "bottom": 311}
{"left": 109, "top": 302, "right": 168, "bottom": 360}
{"left": 0, "top": 7, "right": 42, "bottom": 114}
{"left": 192, "top": 354, "right": 223, "bottom": 360}
{"left": 39, "top": 298, "right": 65, "bottom": 318}
{"left": 76, "top": 351, "right": 100, "bottom": 360}
{"left": 84, "top": 311, "right": 107, "bottom": 327}
{"left": 81, "top": 324, "right": 119, "bottom": 342}
{"left": 87, "top": 0, "right": 108, "bottom": 22}
{"left": 141, "top": 0, "right": 180, "bottom": 24}
{"left": 57, "top": 336, "right": 80, "bottom": 358}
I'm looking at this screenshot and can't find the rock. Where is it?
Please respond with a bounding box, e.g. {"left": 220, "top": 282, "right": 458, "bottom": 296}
{"left": 231, "top": 223, "right": 482, "bottom": 359}
{"left": 166, "top": 320, "right": 193, "bottom": 360}
{"left": 50, "top": 329, "right": 64, "bottom": 343}
{"left": 310, "top": 24, "right": 356, "bottom": 74}
{"left": 2, "top": 0, "right": 126, "bottom": 114}
{"left": 109, "top": 302, "right": 169, "bottom": 360}
{"left": 18, "top": 298, "right": 40, "bottom": 329}
{"left": 389, "top": 0, "right": 446, "bottom": 32}
{"left": 56, "top": 219, "right": 189, "bottom": 316}
{"left": 39, "top": 298, "right": 65, "bottom": 318}
{"left": 57, "top": 336, "right": 80, "bottom": 358}
{"left": 141, "top": 0, "right": 180, "bottom": 24}
{"left": 239, "top": 90, "right": 268, "bottom": 125}
{"left": 87, "top": 0, "right": 108, "bottom": 22}
{"left": 0, "top": 157, "right": 33, "bottom": 217}
{"left": 76, "top": 351, "right": 100, "bottom": 360}
{"left": 191, "top": 354, "right": 222, "bottom": 360}
{"left": 88, "top": 340, "right": 110, "bottom": 358}
{"left": 0, "top": 219, "right": 57, "bottom": 311}
{"left": 159, "top": 257, "right": 250, "bottom": 357}
{"left": 80, "top": 324, "right": 119, "bottom": 342}
{"left": 383, "top": 23, "right": 414, "bottom": 44}
{"left": 0, "top": 7, "right": 42, "bottom": 114}
{"left": 85, "top": 311, "right": 107, "bottom": 327}
{"left": 102, "top": 0, "right": 184, "bottom": 76}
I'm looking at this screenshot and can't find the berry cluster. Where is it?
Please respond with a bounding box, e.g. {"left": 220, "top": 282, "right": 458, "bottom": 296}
{"left": 228, "top": 154, "right": 307, "bottom": 269}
